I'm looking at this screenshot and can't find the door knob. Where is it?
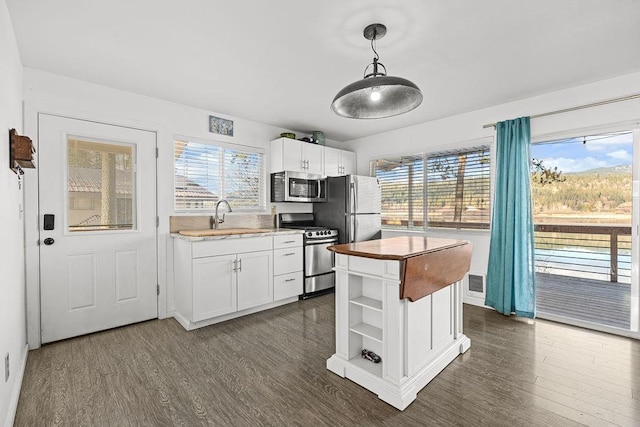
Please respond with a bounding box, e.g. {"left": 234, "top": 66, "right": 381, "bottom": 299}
{"left": 43, "top": 237, "right": 55, "bottom": 246}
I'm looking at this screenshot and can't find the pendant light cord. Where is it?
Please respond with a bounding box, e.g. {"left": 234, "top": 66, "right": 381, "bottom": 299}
{"left": 371, "top": 34, "right": 380, "bottom": 61}
{"left": 364, "top": 30, "right": 386, "bottom": 78}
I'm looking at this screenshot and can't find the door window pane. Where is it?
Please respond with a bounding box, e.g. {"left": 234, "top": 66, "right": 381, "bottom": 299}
{"left": 67, "top": 137, "right": 136, "bottom": 231}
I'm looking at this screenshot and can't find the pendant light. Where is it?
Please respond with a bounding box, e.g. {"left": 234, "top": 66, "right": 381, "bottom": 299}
{"left": 331, "top": 23, "right": 423, "bottom": 119}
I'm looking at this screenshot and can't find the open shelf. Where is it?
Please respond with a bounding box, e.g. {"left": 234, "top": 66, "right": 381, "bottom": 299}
{"left": 350, "top": 295, "right": 382, "bottom": 311}
{"left": 349, "top": 354, "right": 383, "bottom": 377}
{"left": 350, "top": 322, "right": 382, "bottom": 342}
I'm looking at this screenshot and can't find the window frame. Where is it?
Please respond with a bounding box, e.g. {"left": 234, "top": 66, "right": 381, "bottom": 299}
{"left": 371, "top": 141, "right": 492, "bottom": 231}
{"left": 173, "top": 136, "right": 267, "bottom": 213}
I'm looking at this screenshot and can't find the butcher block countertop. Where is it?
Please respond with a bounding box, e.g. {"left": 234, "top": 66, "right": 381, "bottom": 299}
{"left": 328, "top": 236, "right": 469, "bottom": 260}
{"left": 329, "top": 236, "right": 473, "bottom": 302}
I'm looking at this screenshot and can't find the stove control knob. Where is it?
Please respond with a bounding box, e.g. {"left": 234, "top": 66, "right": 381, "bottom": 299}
{"left": 307, "top": 232, "right": 313, "bottom": 237}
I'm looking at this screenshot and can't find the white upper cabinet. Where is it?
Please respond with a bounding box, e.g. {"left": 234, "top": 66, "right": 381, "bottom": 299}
{"left": 324, "top": 146, "right": 356, "bottom": 176}
{"left": 270, "top": 138, "right": 324, "bottom": 175}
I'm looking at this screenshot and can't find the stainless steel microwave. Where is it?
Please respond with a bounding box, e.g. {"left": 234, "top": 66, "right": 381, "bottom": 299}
{"left": 271, "top": 171, "right": 327, "bottom": 203}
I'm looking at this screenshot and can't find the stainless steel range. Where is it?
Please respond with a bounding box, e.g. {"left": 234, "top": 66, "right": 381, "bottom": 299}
{"left": 279, "top": 213, "right": 338, "bottom": 299}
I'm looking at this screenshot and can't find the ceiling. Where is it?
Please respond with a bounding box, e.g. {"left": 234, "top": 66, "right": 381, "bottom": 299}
{"left": 7, "top": 0, "right": 640, "bottom": 142}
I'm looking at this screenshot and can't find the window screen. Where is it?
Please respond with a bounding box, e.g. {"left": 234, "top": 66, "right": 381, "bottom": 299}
{"left": 371, "top": 146, "right": 490, "bottom": 230}
{"left": 174, "top": 139, "right": 265, "bottom": 211}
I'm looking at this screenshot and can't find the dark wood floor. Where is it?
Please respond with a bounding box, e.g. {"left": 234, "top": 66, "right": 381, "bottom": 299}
{"left": 536, "top": 272, "right": 631, "bottom": 329}
{"left": 16, "top": 294, "right": 640, "bottom": 426}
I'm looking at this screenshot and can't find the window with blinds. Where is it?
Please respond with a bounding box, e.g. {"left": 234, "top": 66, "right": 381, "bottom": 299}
{"left": 174, "top": 138, "right": 266, "bottom": 212}
{"left": 371, "top": 146, "right": 490, "bottom": 230}
{"left": 371, "top": 155, "right": 425, "bottom": 229}
{"left": 426, "top": 147, "right": 490, "bottom": 229}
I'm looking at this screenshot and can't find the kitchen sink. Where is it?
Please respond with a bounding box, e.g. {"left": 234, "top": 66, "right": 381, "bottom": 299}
{"left": 178, "top": 228, "right": 272, "bottom": 237}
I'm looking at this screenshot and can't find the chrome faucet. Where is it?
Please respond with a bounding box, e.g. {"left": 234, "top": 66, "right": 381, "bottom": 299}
{"left": 211, "top": 199, "right": 232, "bottom": 229}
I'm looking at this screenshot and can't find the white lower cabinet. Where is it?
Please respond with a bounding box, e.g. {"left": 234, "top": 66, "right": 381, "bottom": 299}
{"left": 273, "top": 234, "right": 303, "bottom": 300}
{"left": 173, "top": 233, "right": 302, "bottom": 330}
{"left": 192, "top": 254, "right": 237, "bottom": 321}
{"left": 237, "top": 250, "right": 273, "bottom": 311}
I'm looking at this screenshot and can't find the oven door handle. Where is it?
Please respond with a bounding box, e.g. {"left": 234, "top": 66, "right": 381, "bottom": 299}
{"left": 305, "top": 238, "right": 338, "bottom": 245}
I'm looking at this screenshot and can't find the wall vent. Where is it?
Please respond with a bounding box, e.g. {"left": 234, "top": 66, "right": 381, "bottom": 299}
{"left": 468, "top": 274, "right": 484, "bottom": 293}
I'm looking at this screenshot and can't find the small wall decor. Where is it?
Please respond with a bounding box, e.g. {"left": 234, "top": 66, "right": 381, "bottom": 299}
{"left": 209, "top": 115, "right": 234, "bottom": 136}
{"left": 9, "top": 128, "right": 36, "bottom": 175}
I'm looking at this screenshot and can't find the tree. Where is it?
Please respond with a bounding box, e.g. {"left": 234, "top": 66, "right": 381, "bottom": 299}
{"left": 531, "top": 158, "right": 566, "bottom": 185}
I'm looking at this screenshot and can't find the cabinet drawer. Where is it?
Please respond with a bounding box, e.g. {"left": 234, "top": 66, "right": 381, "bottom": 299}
{"left": 273, "top": 234, "right": 302, "bottom": 249}
{"left": 274, "top": 271, "right": 303, "bottom": 301}
{"left": 192, "top": 236, "right": 272, "bottom": 258}
{"left": 273, "top": 247, "right": 303, "bottom": 275}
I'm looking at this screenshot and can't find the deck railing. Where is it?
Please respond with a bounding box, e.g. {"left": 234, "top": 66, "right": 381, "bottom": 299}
{"left": 534, "top": 224, "right": 632, "bottom": 284}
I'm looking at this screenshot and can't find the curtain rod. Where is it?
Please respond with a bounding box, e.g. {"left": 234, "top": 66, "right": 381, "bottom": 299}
{"left": 482, "top": 92, "right": 640, "bottom": 129}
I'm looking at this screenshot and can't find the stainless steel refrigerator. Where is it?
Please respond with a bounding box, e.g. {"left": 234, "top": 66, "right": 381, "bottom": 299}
{"left": 313, "top": 175, "right": 382, "bottom": 244}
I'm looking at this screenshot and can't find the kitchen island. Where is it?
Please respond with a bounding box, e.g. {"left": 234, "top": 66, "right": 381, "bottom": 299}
{"left": 326, "top": 236, "right": 472, "bottom": 410}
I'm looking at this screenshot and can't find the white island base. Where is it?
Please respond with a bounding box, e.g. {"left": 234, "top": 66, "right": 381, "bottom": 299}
{"left": 326, "top": 251, "right": 471, "bottom": 410}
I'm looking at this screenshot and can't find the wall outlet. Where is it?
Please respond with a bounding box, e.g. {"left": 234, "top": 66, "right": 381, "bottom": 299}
{"left": 4, "top": 353, "right": 9, "bottom": 382}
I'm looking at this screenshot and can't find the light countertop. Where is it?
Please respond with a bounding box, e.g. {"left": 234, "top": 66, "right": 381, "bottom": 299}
{"left": 170, "top": 228, "right": 304, "bottom": 242}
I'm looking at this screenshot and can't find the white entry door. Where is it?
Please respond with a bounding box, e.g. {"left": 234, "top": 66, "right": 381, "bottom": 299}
{"left": 39, "top": 114, "right": 157, "bottom": 343}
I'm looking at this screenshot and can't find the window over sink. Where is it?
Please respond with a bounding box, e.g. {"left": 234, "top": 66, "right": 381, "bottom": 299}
{"left": 174, "top": 137, "right": 266, "bottom": 212}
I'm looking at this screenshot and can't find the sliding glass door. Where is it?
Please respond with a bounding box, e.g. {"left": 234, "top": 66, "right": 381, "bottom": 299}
{"left": 531, "top": 129, "right": 638, "bottom": 334}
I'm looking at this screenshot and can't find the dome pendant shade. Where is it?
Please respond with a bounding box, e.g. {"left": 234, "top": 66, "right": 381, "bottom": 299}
{"left": 331, "top": 23, "right": 423, "bottom": 119}
{"left": 331, "top": 75, "right": 423, "bottom": 119}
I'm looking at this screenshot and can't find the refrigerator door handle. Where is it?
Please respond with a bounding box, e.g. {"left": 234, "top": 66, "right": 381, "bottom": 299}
{"left": 350, "top": 214, "right": 357, "bottom": 243}
{"left": 350, "top": 182, "right": 357, "bottom": 214}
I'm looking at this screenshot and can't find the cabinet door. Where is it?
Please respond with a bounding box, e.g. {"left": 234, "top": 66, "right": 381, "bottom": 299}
{"left": 341, "top": 150, "right": 357, "bottom": 175}
{"left": 192, "top": 254, "right": 237, "bottom": 321}
{"left": 237, "top": 250, "right": 273, "bottom": 311}
{"left": 281, "top": 139, "right": 306, "bottom": 172}
{"left": 304, "top": 143, "right": 325, "bottom": 175}
{"left": 324, "top": 146, "right": 342, "bottom": 177}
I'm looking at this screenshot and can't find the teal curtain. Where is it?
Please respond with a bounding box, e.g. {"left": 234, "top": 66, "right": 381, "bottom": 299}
{"left": 485, "top": 117, "right": 536, "bottom": 318}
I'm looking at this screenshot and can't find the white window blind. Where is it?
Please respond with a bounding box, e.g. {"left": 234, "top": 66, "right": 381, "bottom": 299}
{"left": 371, "top": 146, "right": 490, "bottom": 230}
{"left": 174, "top": 139, "right": 265, "bottom": 212}
{"left": 426, "top": 147, "right": 490, "bottom": 229}
{"left": 371, "top": 155, "right": 425, "bottom": 229}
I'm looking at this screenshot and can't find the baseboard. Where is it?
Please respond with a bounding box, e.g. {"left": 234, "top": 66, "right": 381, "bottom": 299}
{"left": 463, "top": 294, "right": 488, "bottom": 308}
{"left": 4, "top": 344, "right": 28, "bottom": 427}
{"left": 172, "top": 297, "right": 299, "bottom": 331}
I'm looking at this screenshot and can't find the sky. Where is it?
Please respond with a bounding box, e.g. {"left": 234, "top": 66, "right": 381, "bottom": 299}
{"left": 531, "top": 131, "right": 633, "bottom": 173}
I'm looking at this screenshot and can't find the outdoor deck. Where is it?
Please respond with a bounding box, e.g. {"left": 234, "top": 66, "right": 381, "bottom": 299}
{"left": 536, "top": 272, "right": 631, "bottom": 329}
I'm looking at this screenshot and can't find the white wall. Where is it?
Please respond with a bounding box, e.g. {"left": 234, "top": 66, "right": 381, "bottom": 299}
{"left": 21, "top": 68, "right": 308, "bottom": 346}
{"left": 346, "top": 71, "right": 640, "bottom": 308}
{"left": 0, "top": 0, "right": 26, "bottom": 425}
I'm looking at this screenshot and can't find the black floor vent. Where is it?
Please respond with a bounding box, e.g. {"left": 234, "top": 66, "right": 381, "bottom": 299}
{"left": 468, "top": 274, "right": 484, "bottom": 293}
